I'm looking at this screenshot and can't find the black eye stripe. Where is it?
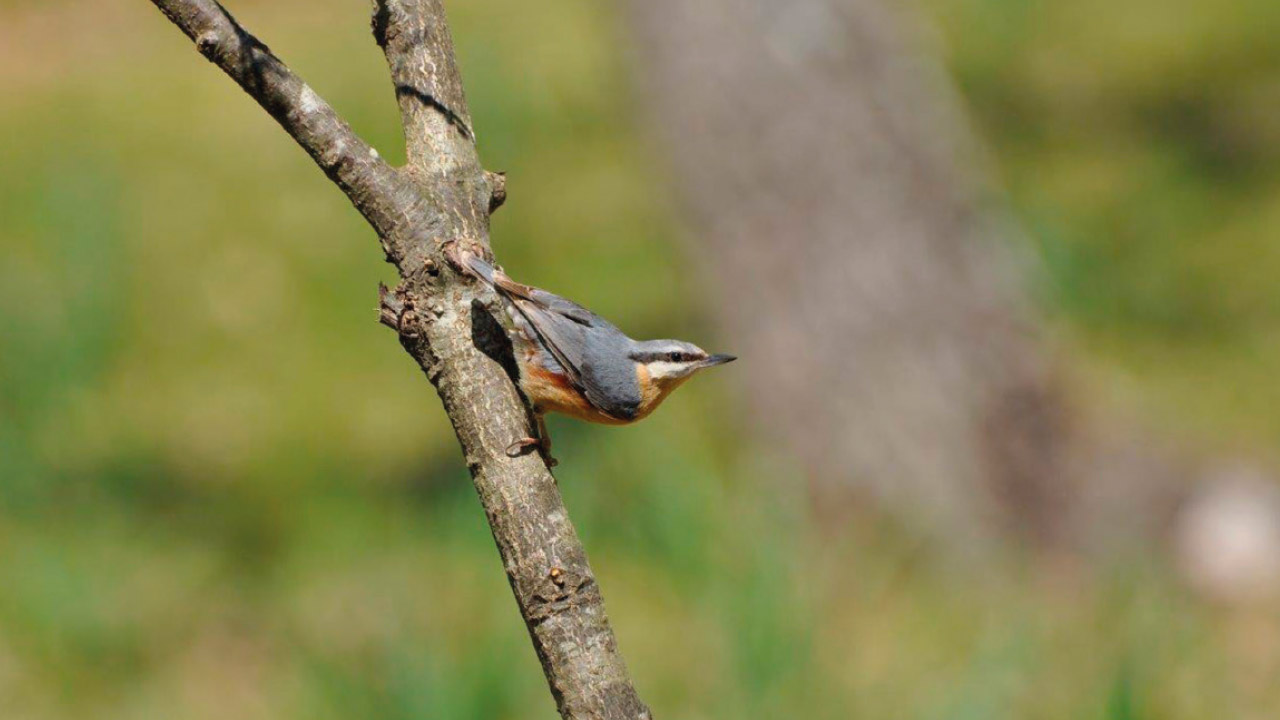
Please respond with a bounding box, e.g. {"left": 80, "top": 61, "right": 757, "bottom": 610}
{"left": 630, "top": 350, "right": 706, "bottom": 364}
{"left": 631, "top": 351, "right": 682, "bottom": 363}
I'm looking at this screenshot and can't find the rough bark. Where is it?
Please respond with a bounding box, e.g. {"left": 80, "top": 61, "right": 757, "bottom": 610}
{"left": 622, "top": 0, "right": 1183, "bottom": 548}
{"left": 148, "top": 1, "right": 650, "bottom": 717}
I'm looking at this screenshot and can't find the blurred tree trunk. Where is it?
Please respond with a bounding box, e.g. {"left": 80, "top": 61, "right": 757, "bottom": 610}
{"left": 623, "top": 0, "right": 1182, "bottom": 548}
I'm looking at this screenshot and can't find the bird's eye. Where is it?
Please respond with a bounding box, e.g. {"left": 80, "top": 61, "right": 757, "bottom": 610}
{"left": 667, "top": 352, "right": 683, "bottom": 363}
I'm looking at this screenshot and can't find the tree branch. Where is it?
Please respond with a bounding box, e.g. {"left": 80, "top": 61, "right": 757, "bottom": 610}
{"left": 148, "top": 0, "right": 431, "bottom": 264}
{"left": 372, "top": 0, "right": 476, "bottom": 177}
{"left": 148, "top": 0, "right": 651, "bottom": 717}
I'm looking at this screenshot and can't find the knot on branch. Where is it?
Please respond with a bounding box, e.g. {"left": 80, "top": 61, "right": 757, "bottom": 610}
{"left": 378, "top": 282, "right": 424, "bottom": 337}
{"left": 195, "top": 30, "right": 220, "bottom": 57}
{"left": 486, "top": 171, "right": 507, "bottom": 213}
{"left": 526, "top": 567, "right": 599, "bottom": 628}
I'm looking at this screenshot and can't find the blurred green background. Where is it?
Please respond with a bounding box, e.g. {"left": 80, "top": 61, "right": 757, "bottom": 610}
{"left": 1, "top": 0, "right": 1278, "bottom": 718}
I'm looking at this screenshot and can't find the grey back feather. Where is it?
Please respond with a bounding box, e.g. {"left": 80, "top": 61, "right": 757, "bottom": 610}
{"left": 515, "top": 297, "right": 643, "bottom": 419}
{"left": 464, "top": 253, "right": 645, "bottom": 419}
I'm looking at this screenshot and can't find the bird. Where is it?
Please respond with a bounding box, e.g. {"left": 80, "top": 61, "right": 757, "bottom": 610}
{"left": 449, "top": 247, "right": 735, "bottom": 465}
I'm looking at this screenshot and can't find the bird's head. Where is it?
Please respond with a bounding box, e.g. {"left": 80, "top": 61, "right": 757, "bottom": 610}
{"left": 630, "top": 339, "right": 736, "bottom": 396}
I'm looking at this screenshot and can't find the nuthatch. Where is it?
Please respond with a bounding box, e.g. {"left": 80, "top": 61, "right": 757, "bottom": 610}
{"left": 452, "top": 248, "right": 735, "bottom": 464}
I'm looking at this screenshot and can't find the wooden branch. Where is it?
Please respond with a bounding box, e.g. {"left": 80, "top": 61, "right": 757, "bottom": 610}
{"left": 149, "top": 1, "right": 652, "bottom": 718}
{"left": 372, "top": 0, "right": 476, "bottom": 177}
{"left": 148, "top": 0, "right": 432, "bottom": 264}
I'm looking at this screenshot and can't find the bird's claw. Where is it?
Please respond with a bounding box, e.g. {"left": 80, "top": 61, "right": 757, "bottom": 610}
{"left": 506, "top": 437, "right": 539, "bottom": 457}
{"left": 505, "top": 437, "right": 558, "bottom": 467}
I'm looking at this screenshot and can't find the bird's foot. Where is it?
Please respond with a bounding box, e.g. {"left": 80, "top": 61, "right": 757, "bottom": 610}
{"left": 505, "top": 437, "right": 558, "bottom": 467}
{"left": 506, "top": 437, "right": 539, "bottom": 457}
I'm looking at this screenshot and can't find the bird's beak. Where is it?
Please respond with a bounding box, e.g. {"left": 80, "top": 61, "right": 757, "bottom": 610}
{"left": 701, "top": 353, "right": 737, "bottom": 367}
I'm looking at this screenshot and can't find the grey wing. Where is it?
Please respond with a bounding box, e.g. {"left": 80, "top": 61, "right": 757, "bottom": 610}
{"left": 507, "top": 295, "right": 642, "bottom": 420}
{"left": 461, "top": 252, "right": 597, "bottom": 326}
{"left": 523, "top": 287, "right": 597, "bottom": 326}
{"left": 459, "top": 251, "right": 641, "bottom": 418}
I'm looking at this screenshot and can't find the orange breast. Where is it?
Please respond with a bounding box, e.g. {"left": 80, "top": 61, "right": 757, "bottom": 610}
{"left": 520, "top": 359, "right": 632, "bottom": 425}
{"left": 517, "top": 352, "right": 687, "bottom": 425}
{"left": 633, "top": 362, "right": 688, "bottom": 421}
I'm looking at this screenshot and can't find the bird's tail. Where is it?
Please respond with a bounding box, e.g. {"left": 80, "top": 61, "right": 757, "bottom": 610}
{"left": 454, "top": 248, "right": 498, "bottom": 286}
{"left": 452, "top": 247, "right": 537, "bottom": 302}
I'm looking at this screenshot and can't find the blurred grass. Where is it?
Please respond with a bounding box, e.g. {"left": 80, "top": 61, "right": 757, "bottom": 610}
{"left": 1, "top": 0, "right": 1279, "bottom": 718}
